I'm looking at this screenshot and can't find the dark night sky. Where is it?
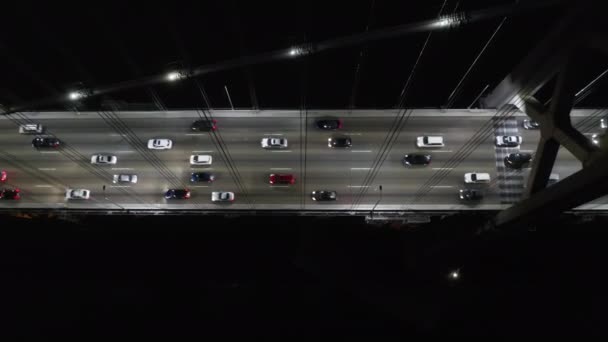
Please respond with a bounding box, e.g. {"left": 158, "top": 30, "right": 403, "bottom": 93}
{"left": 2, "top": 0, "right": 606, "bottom": 110}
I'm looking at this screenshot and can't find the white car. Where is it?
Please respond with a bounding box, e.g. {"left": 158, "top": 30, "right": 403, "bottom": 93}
{"left": 416, "top": 136, "right": 444, "bottom": 148}
{"left": 66, "top": 188, "right": 91, "bottom": 200}
{"left": 261, "top": 137, "right": 288, "bottom": 149}
{"left": 211, "top": 191, "right": 235, "bottom": 202}
{"left": 18, "top": 124, "right": 44, "bottom": 134}
{"left": 147, "top": 139, "right": 173, "bottom": 150}
{"left": 91, "top": 154, "right": 117, "bottom": 165}
{"left": 495, "top": 136, "right": 522, "bottom": 147}
{"left": 113, "top": 174, "right": 138, "bottom": 184}
{"left": 464, "top": 172, "right": 491, "bottom": 184}
{"left": 601, "top": 118, "right": 607, "bottom": 130}
{"left": 591, "top": 133, "right": 601, "bottom": 146}
{"left": 190, "top": 155, "right": 212, "bottom": 165}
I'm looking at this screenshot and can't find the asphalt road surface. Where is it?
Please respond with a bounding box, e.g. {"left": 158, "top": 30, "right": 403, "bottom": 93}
{"left": 0, "top": 109, "right": 606, "bottom": 211}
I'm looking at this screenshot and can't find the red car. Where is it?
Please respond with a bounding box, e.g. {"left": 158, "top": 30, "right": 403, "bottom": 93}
{"left": 0, "top": 188, "right": 20, "bottom": 200}
{"left": 269, "top": 174, "right": 296, "bottom": 185}
{"left": 0, "top": 170, "right": 6, "bottom": 182}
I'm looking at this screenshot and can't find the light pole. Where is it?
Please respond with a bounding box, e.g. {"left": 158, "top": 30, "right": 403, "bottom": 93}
{"left": 371, "top": 185, "right": 383, "bottom": 218}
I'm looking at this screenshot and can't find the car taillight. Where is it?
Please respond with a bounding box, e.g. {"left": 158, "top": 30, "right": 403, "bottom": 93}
{"left": 338, "top": 120, "right": 343, "bottom": 128}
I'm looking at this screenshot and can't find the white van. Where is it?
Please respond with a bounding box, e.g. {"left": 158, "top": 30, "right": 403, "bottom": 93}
{"left": 190, "top": 154, "right": 212, "bottom": 166}
{"left": 19, "top": 124, "right": 43, "bottom": 134}
{"left": 464, "top": 172, "right": 491, "bottom": 184}
{"left": 416, "top": 136, "right": 444, "bottom": 148}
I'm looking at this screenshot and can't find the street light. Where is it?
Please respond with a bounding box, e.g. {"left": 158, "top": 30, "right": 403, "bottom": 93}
{"left": 166, "top": 71, "right": 186, "bottom": 82}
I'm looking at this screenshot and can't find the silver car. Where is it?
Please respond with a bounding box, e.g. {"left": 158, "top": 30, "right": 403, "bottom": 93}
{"left": 91, "top": 154, "right": 117, "bottom": 165}
{"left": 147, "top": 139, "right": 173, "bottom": 150}
{"left": 211, "top": 191, "right": 235, "bottom": 202}
{"left": 261, "top": 137, "right": 288, "bottom": 149}
{"left": 66, "top": 188, "right": 91, "bottom": 200}
{"left": 113, "top": 174, "right": 138, "bottom": 184}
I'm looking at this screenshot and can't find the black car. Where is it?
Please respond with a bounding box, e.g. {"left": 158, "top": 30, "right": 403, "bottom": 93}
{"left": 164, "top": 189, "right": 191, "bottom": 199}
{"left": 328, "top": 136, "right": 352, "bottom": 148}
{"left": 316, "top": 119, "right": 342, "bottom": 130}
{"left": 311, "top": 190, "right": 337, "bottom": 201}
{"left": 0, "top": 188, "right": 20, "bottom": 200}
{"left": 459, "top": 189, "right": 483, "bottom": 201}
{"left": 32, "top": 137, "right": 60, "bottom": 148}
{"left": 402, "top": 154, "right": 431, "bottom": 166}
{"left": 504, "top": 153, "right": 533, "bottom": 169}
{"left": 191, "top": 119, "right": 217, "bottom": 131}
{"left": 190, "top": 172, "right": 215, "bottom": 183}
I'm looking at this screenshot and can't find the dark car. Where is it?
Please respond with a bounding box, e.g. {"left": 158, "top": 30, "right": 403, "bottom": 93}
{"left": 311, "top": 190, "right": 337, "bottom": 201}
{"left": 32, "top": 137, "right": 60, "bottom": 148}
{"left": 523, "top": 119, "right": 540, "bottom": 129}
{"left": 0, "top": 188, "right": 20, "bottom": 200}
{"left": 269, "top": 174, "right": 296, "bottom": 185}
{"left": 504, "top": 153, "right": 533, "bottom": 169}
{"left": 164, "top": 189, "right": 191, "bottom": 199}
{"left": 316, "top": 119, "right": 342, "bottom": 130}
{"left": 402, "top": 154, "right": 431, "bottom": 166}
{"left": 190, "top": 172, "right": 215, "bottom": 183}
{"left": 459, "top": 189, "right": 483, "bottom": 201}
{"left": 191, "top": 119, "right": 217, "bottom": 132}
{"left": 328, "top": 136, "right": 352, "bottom": 148}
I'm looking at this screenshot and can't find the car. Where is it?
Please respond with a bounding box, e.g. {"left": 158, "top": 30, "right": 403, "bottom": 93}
{"left": 601, "top": 118, "right": 607, "bottom": 130}
{"left": 416, "top": 136, "right": 444, "bottom": 148}
{"left": 65, "top": 188, "right": 90, "bottom": 200}
{"left": 191, "top": 119, "right": 217, "bottom": 132}
{"left": 113, "top": 174, "right": 138, "bottom": 184}
{"left": 591, "top": 133, "right": 602, "bottom": 146}
{"left": 261, "top": 137, "right": 288, "bottom": 149}
{"left": 0, "top": 188, "right": 20, "bottom": 200}
{"left": 316, "top": 119, "right": 343, "bottom": 130}
{"left": 212, "top": 191, "right": 235, "bottom": 202}
{"left": 495, "top": 135, "right": 522, "bottom": 147}
{"left": 504, "top": 153, "right": 533, "bottom": 169}
{"left": 147, "top": 139, "right": 173, "bottom": 150}
{"left": 1, "top": 170, "right": 6, "bottom": 182}
{"left": 269, "top": 174, "right": 296, "bottom": 185}
{"left": 459, "top": 189, "right": 483, "bottom": 201}
{"left": 311, "top": 190, "right": 337, "bottom": 201}
{"left": 19, "top": 124, "right": 43, "bottom": 134}
{"left": 91, "top": 154, "right": 117, "bottom": 165}
{"left": 190, "top": 155, "right": 212, "bottom": 165}
{"left": 164, "top": 189, "right": 191, "bottom": 199}
{"left": 328, "top": 136, "right": 352, "bottom": 148}
{"left": 464, "top": 172, "right": 491, "bottom": 184}
{"left": 402, "top": 154, "right": 431, "bottom": 166}
{"left": 32, "top": 137, "right": 60, "bottom": 148}
{"left": 191, "top": 172, "right": 215, "bottom": 183}
{"left": 522, "top": 120, "right": 540, "bottom": 129}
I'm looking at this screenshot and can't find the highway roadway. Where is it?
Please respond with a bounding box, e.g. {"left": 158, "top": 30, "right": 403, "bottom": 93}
{"left": 0, "top": 109, "right": 606, "bottom": 211}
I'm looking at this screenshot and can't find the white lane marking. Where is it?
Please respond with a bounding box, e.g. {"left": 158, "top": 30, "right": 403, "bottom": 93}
{"left": 269, "top": 185, "right": 290, "bottom": 188}
{"left": 271, "top": 150, "right": 292, "bottom": 153}
{"left": 519, "top": 150, "right": 535, "bottom": 153}
{"left": 432, "top": 167, "right": 454, "bottom": 170}
{"left": 116, "top": 151, "right": 135, "bottom": 153}
{"left": 110, "top": 134, "right": 127, "bottom": 137}
{"left": 344, "top": 132, "right": 363, "bottom": 136}
{"left": 111, "top": 168, "right": 134, "bottom": 170}
{"left": 110, "top": 185, "right": 131, "bottom": 188}
{"left": 38, "top": 168, "right": 56, "bottom": 171}
{"left": 192, "top": 151, "right": 214, "bottom": 153}
{"left": 350, "top": 168, "right": 371, "bottom": 170}
{"left": 430, "top": 185, "right": 454, "bottom": 188}
{"left": 351, "top": 150, "right": 372, "bottom": 153}
{"left": 348, "top": 185, "right": 369, "bottom": 188}
{"left": 431, "top": 150, "right": 453, "bottom": 153}
{"left": 35, "top": 185, "right": 53, "bottom": 188}
{"left": 185, "top": 133, "right": 205, "bottom": 136}
{"left": 191, "top": 168, "right": 213, "bottom": 171}
{"left": 270, "top": 168, "right": 292, "bottom": 170}
{"left": 193, "top": 185, "right": 209, "bottom": 188}
{"left": 39, "top": 151, "right": 59, "bottom": 154}
{"left": 264, "top": 133, "right": 283, "bottom": 136}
